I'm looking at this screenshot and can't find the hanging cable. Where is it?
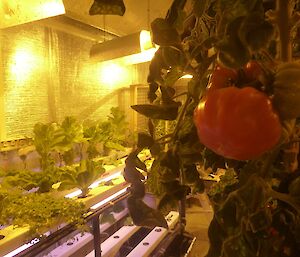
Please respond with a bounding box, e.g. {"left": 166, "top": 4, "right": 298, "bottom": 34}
{"left": 103, "top": 14, "right": 106, "bottom": 42}
{"left": 147, "top": 0, "right": 150, "bottom": 31}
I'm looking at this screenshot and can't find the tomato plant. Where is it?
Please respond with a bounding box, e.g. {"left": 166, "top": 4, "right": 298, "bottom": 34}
{"left": 243, "top": 60, "right": 264, "bottom": 82}
{"left": 194, "top": 86, "right": 282, "bottom": 160}
{"left": 207, "top": 64, "right": 238, "bottom": 92}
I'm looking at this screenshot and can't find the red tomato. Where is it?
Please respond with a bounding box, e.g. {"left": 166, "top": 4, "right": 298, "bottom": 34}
{"left": 244, "top": 61, "right": 264, "bottom": 81}
{"left": 193, "top": 87, "right": 282, "bottom": 160}
{"left": 208, "top": 65, "right": 238, "bottom": 92}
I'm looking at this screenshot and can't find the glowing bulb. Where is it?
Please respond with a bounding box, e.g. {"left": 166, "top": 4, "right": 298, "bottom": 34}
{"left": 140, "top": 30, "right": 153, "bottom": 51}
{"left": 98, "top": 63, "right": 128, "bottom": 88}
{"left": 181, "top": 74, "right": 193, "bottom": 79}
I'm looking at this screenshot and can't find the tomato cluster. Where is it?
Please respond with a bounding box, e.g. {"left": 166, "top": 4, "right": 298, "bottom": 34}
{"left": 194, "top": 62, "right": 282, "bottom": 161}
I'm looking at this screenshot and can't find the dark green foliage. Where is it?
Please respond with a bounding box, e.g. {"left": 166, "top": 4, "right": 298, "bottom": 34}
{"left": 0, "top": 190, "right": 86, "bottom": 236}
{"left": 95, "top": 0, "right": 300, "bottom": 256}
{"left": 58, "top": 159, "right": 105, "bottom": 197}
{"left": 131, "top": 103, "right": 181, "bottom": 121}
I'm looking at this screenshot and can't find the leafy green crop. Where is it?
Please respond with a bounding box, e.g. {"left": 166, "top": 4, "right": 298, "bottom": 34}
{"left": 0, "top": 190, "right": 86, "bottom": 237}
{"left": 58, "top": 159, "right": 105, "bottom": 197}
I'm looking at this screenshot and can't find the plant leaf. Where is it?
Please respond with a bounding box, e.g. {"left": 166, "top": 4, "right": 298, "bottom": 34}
{"left": 137, "top": 133, "right": 154, "bottom": 148}
{"left": 151, "top": 18, "right": 181, "bottom": 46}
{"left": 127, "top": 196, "right": 168, "bottom": 228}
{"left": 131, "top": 103, "right": 181, "bottom": 120}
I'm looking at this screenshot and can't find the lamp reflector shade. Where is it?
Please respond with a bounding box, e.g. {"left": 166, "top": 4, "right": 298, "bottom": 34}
{"left": 90, "top": 30, "right": 154, "bottom": 63}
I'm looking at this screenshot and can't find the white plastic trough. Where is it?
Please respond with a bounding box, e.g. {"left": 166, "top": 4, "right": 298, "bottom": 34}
{"left": 86, "top": 211, "right": 179, "bottom": 257}
{"left": 126, "top": 211, "right": 179, "bottom": 257}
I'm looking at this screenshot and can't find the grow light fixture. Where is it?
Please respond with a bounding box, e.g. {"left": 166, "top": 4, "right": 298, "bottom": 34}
{"left": 0, "top": 0, "right": 65, "bottom": 28}
{"left": 181, "top": 74, "right": 193, "bottom": 79}
{"left": 64, "top": 171, "right": 122, "bottom": 198}
{"left": 3, "top": 238, "right": 40, "bottom": 257}
{"left": 90, "top": 187, "right": 128, "bottom": 210}
{"left": 90, "top": 30, "right": 158, "bottom": 65}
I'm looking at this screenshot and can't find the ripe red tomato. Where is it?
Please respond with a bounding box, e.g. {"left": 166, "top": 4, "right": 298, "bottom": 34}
{"left": 208, "top": 65, "right": 238, "bottom": 92}
{"left": 244, "top": 61, "right": 264, "bottom": 82}
{"left": 193, "top": 87, "right": 282, "bottom": 160}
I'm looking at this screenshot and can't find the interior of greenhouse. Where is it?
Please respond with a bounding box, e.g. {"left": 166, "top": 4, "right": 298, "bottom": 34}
{"left": 1, "top": 0, "right": 300, "bottom": 257}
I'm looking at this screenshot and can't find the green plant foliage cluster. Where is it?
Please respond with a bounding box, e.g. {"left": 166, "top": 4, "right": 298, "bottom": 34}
{"left": 100, "top": 0, "right": 300, "bottom": 256}
{"left": 58, "top": 159, "right": 105, "bottom": 197}
{"left": 0, "top": 107, "right": 131, "bottom": 238}
{"left": 0, "top": 189, "right": 86, "bottom": 237}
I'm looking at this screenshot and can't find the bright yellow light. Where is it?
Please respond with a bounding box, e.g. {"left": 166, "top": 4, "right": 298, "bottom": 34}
{"left": 140, "top": 30, "right": 153, "bottom": 51}
{"left": 98, "top": 63, "right": 129, "bottom": 88}
{"left": 10, "top": 46, "right": 39, "bottom": 83}
{"left": 123, "top": 47, "right": 158, "bottom": 65}
{"left": 40, "top": 1, "right": 65, "bottom": 16}
{"left": 181, "top": 74, "right": 193, "bottom": 79}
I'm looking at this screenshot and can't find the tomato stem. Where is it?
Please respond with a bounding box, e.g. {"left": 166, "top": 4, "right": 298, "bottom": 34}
{"left": 268, "top": 188, "right": 300, "bottom": 214}
{"left": 172, "top": 95, "right": 191, "bottom": 140}
{"left": 276, "top": 0, "right": 292, "bottom": 62}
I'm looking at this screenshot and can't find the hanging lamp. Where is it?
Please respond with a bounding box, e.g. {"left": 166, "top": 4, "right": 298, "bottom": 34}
{"left": 90, "top": 30, "right": 157, "bottom": 64}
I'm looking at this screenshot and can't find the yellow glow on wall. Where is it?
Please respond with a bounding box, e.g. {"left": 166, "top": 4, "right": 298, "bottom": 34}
{"left": 98, "top": 63, "right": 130, "bottom": 89}
{"left": 10, "top": 46, "right": 40, "bottom": 83}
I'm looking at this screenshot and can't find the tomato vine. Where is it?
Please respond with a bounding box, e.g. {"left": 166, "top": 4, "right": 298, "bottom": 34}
{"left": 91, "top": 0, "right": 300, "bottom": 256}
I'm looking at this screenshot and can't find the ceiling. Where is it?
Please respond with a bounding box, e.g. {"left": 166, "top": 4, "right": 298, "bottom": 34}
{"left": 63, "top": 0, "right": 173, "bottom": 37}
{"left": 0, "top": 0, "right": 173, "bottom": 41}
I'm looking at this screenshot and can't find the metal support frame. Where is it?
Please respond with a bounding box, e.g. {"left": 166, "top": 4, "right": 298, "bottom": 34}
{"left": 92, "top": 215, "right": 101, "bottom": 257}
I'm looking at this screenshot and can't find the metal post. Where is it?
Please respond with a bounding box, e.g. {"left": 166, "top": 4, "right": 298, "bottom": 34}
{"left": 92, "top": 215, "right": 101, "bottom": 257}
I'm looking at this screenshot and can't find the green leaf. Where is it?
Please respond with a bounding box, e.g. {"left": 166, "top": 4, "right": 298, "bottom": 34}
{"left": 160, "top": 85, "right": 177, "bottom": 105}
{"left": 163, "top": 68, "right": 184, "bottom": 87}
{"left": 239, "top": 13, "right": 274, "bottom": 51}
{"left": 129, "top": 181, "right": 146, "bottom": 199}
{"left": 193, "top": 0, "right": 208, "bottom": 17}
{"left": 123, "top": 166, "right": 145, "bottom": 184}
{"left": 89, "top": 0, "right": 125, "bottom": 16}
{"left": 105, "top": 141, "right": 125, "bottom": 151}
{"left": 157, "top": 193, "right": 177, "bottom": 210}
{"left": 248, "top": 208, "right": 272, "bottom": 233}
{"left": 100, "top": 213, "right": 116, "bottom": 224}
{"left": 222, "top": 234, "right": 256, "bottom": 257}
{"left": 127, "top": 196, "right": 168, "bottom": 228}
{"left": 148, "top": 119, "right": 155, "bottom": 138}
{"left": 217, "top": 39, "right": 250, "bottom": 69}
{"left": 148, "top": 82, "right": 159, "bottom": 103}
{"left": 131, "top": 103, "right": 180, "bottom": 120}
{"left": 289, "top": 177, "right": 300, "bottom": 199}
{"left": 137, "top": 133, "right": 154, "bottom": 148}
{"left": 149, "top": 48, "right": 168, "bottom": 84}
{"left": 150, "top": 142, "right": 162, "bottom": 156}
{"left": 183, "top": 164, "right": 200, "bottom": 184}
{"left": 161, "top": 46, "right": 185, "bottom": 67}
{"left": 151, "top": 18, "right": 181, "bottom": 46}
{"left": 216, "top": 17, "right": 251, "bottom": 68}
{"left": 275, "top": 90, "right": 300, "bottom": 119}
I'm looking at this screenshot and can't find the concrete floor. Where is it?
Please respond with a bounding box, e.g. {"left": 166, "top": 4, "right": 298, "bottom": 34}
{"left": 185, "top": 194, "right": 213, "bottom": 257}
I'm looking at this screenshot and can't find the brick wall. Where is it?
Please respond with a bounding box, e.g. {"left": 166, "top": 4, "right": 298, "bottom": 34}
{"left": 0, "top": 21, "right": 149, "bottom": 141}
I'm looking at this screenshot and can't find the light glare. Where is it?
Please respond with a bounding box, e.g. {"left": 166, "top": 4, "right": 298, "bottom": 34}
{"left": 98, "top": 63, "right": 128, "bottom": 88}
